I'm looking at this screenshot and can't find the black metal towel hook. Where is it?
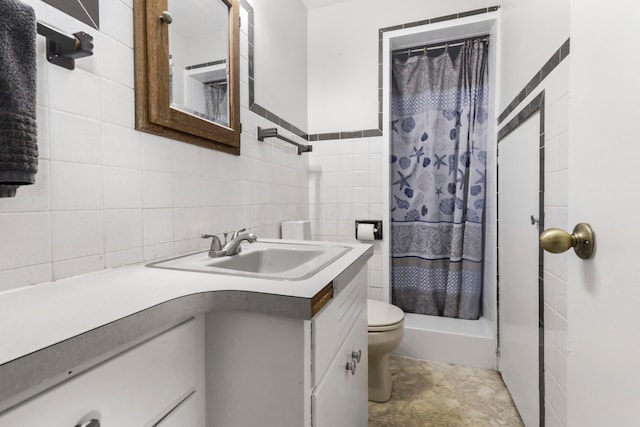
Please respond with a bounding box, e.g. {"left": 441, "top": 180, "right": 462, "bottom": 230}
{"left": 36, "top": 21, "right": 94, "bottom": 70}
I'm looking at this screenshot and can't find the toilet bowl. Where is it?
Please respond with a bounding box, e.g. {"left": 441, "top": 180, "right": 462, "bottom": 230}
{"left": 367, "top": 299, "right": 405, "bottom": 402}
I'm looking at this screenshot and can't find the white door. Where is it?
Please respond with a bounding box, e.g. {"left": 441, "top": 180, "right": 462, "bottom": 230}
{"left": 566, "top": 2, "right": 640, "bottom": 426}
{"left": 497, "top": 116, "right": 541, "bottom": 427}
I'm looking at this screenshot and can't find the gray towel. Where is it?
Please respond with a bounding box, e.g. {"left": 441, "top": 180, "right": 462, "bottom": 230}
{"left": 0, "top": 0, "right": 37, "bottom": 198}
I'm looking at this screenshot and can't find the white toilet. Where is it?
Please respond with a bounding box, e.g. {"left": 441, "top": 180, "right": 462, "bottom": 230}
{"left": 280, "top": 221, "right": 405, "bottom": 402}
{"left": 367, "top": 299, "right": 405, "bottom": 402}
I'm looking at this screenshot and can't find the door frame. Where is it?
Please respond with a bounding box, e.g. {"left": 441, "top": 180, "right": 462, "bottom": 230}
{"left": 380, "top": 10, "right": 502, "bottom": 325}
{"left": 497, "top": 91, "right": 546, "bottom": 426}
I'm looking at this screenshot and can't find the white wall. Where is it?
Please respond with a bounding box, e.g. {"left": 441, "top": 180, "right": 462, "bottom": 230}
{"left": 307, "top": 0, "right": 569, "bottom": 133}
{"left": 499, "top": 0, "right": 569, "bottom": 109}
{"left": 0, "top": 0, "right": 309, "bottom": 293}
{"left": 308, "top": 137, "right": 384, "bottom": 296}
{"left": 498, "top": 3, "right": 569, "bottom": 427}
{"left": 252, "top": 0, "right": 308, "bottom": 130}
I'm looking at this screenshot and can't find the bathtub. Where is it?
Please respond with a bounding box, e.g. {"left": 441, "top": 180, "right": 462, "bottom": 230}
{"left": 394, "top": 312, "right": 496, "bottom": 369}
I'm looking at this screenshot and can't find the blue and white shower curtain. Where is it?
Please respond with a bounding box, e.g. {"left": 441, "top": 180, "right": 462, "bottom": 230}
{"left": 204, "top": 81, "right": 228, "bottom": 126}
{"left": 391, "top": 39, "right": 489, "bottom": 320}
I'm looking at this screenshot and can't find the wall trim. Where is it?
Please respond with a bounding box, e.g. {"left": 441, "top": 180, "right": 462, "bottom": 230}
{"left": 241, "top": 2, "right": 500, "bottom": 142}
{"left": 498, "top": 38, "right": 569, "bottom": 124}
{"left": 240, "top": 0, "right": 309, "bottom": 140}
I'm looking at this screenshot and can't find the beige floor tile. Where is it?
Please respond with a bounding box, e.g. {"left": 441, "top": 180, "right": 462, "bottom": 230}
{"left": 369, "top": 355, "right": 524, "bottom": 427}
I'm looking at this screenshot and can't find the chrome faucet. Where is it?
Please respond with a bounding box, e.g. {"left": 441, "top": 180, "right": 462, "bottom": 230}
{"left": 201, "top": 228, "right": 257, "bottom": 258}
{"left": 224, "top": 228, "right": 257, "bottom": 256}
{"left": 201, "top": 233, "right": 225, "bottom": 258}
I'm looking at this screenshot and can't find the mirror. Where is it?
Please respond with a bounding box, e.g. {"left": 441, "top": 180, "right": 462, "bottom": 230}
{"left": 169, "top": 0, "right": 229, "bottom": 126}
{"left": 134, "top": 0, "right": 240, "bottom": 154}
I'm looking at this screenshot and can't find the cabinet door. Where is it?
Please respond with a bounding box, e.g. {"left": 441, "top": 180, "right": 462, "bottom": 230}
{"left": 313, "top": 267, "right": 367, "bottom": 386}
{"left": 312, "top": 306, "right": 368, "bottom": 427}
{"left": 0, "top": 318, "right": 204, "bottom": 427}
{"left": 154, "top": 392, "right": 199, "bottom": 427}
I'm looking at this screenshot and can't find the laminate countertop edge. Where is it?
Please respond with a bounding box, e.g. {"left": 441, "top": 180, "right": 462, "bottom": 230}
{"left": 0, "top": 240, "right": 373, "bottom": 414}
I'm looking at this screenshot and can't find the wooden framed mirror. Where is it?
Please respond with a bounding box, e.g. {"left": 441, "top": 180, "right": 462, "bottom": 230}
{"left": 134, "top": 0, "right": 240, "bottom": 155}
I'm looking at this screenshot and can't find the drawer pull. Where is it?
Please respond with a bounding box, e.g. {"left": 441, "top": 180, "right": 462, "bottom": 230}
{"left": 76, "top": 420, "right": 100, "bottom": 427}
{"left": 351, "top": 350, "right": 362, "bottom": 363}
{"left": 346, "top": 358, "right": 357, "bottom": 375}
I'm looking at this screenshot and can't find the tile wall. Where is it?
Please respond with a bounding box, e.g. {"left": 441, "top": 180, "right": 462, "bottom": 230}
{"left": 308, "top": 137, "right": 384, "bottom": 299}
{"left": 541, "top": 58, "right": 570, "bottom": 427}
{"left": 498, "top": 51, "right": 570, "bottom": 427}
{"left": 43, "top": 0, "right": 99, "bottom": 29}
{"left": 0, "top": 0, "right": 309, "bottom": 293}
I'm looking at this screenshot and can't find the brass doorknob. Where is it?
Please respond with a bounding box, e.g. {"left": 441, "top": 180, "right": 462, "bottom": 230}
{"left": 539, "top": 223, "right": 595, "bottom": 259}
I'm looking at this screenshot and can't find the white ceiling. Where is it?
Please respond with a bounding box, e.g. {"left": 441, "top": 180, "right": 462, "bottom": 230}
{"left": 301, "top": 0, "right": 352, "bottom": 9}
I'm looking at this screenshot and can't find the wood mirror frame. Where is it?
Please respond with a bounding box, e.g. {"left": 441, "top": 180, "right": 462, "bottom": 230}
{"left": 134, "top": 0, "right": 241, "bottom": 155}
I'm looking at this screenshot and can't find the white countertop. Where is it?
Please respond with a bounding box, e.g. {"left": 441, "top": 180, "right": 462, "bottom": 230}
{"left": 0, "top": 238, "right": 372, "bottom": 406}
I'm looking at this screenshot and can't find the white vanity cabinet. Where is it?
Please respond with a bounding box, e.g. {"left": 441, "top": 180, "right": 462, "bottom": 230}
{"left": 205, "top": 264, "right": 368, "bottom": 427}
{"left": 311, "top": 267, "right": 369, "bottom": 427}
{"left": 0, "top": 242, "right": 372, "bottom": 427}
{"left": 312, "top": 305, "right": 368, "bottom": 427}
{"left": 0, "top": 317, "right": 206, "bottom": 427}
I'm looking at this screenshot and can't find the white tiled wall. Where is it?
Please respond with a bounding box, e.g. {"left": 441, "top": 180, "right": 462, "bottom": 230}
{"left": 308, "top": 137, "right": 384, "bottom": 299}
{"left": 542, "top": 59, "right": 570, "bottom": 427}
{"left": 0, "top": 0, "right": 309, "bottom": 293}
{"left": 498, "top": 57, "right": 570, "bottom": 427}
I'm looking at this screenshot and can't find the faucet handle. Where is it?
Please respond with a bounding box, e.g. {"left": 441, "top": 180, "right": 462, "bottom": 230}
{"left": 222, "top": 228, "right": 244, "bottom": 244}
{"left": 201, "top": 234, "right": 222, "bottom": 251}
{"left": 231, "top": 227, "right": 246, "bottom": 240}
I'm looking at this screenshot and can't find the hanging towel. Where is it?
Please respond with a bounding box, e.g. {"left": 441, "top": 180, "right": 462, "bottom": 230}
{"left": 0, "top": 0, "right": 38, "bottom": 198}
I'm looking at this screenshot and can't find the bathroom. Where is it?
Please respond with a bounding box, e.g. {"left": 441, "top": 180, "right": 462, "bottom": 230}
{"left": 0, "top": 0, "right": 638, "bottom": 426}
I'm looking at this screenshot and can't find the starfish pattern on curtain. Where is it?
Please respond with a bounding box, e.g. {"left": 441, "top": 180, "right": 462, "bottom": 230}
{"left": 391, "top": 38, "right": 489, "bottom": 320}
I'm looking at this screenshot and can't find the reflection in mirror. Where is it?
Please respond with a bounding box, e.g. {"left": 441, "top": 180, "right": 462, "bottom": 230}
{"left": 134, "top": 0, "right": 240, "bottom": 154}
{"left": 168, "top": 0, "right": 230, "bottom": 126}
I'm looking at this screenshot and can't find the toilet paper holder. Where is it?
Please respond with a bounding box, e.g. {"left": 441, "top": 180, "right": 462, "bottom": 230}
{"left": 355, "top": 220, "right": 383, "bottom": 240}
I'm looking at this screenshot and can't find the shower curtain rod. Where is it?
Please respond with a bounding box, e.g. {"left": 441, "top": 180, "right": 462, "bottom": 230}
{"left": 393, "top": 35, "right": 489, "bottom": 56}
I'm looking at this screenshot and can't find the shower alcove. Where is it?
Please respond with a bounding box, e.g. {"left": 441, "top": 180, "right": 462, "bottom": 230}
{"left": 381, "top": 10, "right": 501, "bottom": 369}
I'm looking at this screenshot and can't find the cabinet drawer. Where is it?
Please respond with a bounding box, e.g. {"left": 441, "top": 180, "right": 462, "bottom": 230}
{"left": 312, "top": 305, "right": 368, "bottom": 427}
{"left": 0, "top": 318, "right": 204, "bottom": 427}
{"left": 313, "top": 266, "right": 367, "bottom": 386}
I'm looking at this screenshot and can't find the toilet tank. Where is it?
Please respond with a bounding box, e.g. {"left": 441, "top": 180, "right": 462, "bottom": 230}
{"left": 281, "top": 220, "right": 311, "bottom": 240}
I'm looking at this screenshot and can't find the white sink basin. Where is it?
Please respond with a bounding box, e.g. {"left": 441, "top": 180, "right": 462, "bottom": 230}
{"left": 147, "top": 241, "right": 351, "bottom": 280}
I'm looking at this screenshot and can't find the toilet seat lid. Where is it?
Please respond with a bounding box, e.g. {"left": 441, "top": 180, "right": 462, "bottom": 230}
{"left": 368, "top": 299, "right": 404, "bottom": 328}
